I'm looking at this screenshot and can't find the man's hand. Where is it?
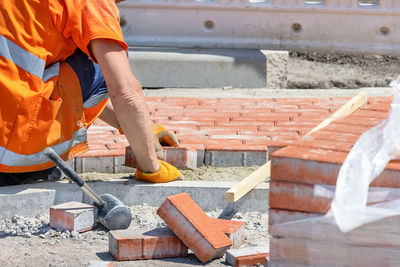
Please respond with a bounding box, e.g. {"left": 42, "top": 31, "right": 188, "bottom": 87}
{"left": 152, "top": 124, "right": 180, "bottom": 147}
{"left": 152, "top": 124, "right": 179, "bottom": 160}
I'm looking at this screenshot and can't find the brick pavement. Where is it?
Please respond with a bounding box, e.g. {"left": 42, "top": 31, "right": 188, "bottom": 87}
{"left": 82, "top": 96, "right": 362, "bottom": 165}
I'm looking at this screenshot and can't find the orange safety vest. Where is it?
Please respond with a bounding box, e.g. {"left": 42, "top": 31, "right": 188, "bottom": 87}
{"left": 0, "top": 0, "right": 112, "bottom": 172}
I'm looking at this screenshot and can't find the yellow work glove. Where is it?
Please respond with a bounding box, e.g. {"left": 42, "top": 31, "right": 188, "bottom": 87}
{"left": 135, "top": 160, "right": 183, "bottom": 183}
{"left": 152, "top": 123, "right": 179, "bottom": 160}
{"left": 152, "top": 124, "right": 180, "bottom": 147}
{"left": 118, "top": 124, "right": 179, "bottom": 160}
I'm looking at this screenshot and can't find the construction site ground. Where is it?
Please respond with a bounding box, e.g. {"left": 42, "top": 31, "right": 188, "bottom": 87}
{"left": 0, "top": 52, "right": 397, "bottom": 266}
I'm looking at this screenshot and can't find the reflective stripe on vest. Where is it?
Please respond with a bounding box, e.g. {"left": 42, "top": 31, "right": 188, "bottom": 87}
{"left": 0, "top": 127, "right": 86, "bottom": 167}
{"left": 0, "top": 34, "right": 59, "bottom": 81}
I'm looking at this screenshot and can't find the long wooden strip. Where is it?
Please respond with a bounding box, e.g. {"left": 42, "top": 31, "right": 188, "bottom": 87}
{"left": 305, "top": 91, "right": 367, "bottom": 136}
{"left": 226, "top": 161, "right": 270, "bottom": 202}
{"left": 225, "top": 92, "right": 367, "bottom": 203}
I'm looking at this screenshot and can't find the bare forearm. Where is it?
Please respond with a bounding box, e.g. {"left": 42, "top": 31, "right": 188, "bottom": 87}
{"left": 109, "top": 79, "right": 159, "bottom": 173}
{"left": 90, "top": 39, "right": 159, "bottom": 173}
{"left": 99, "top": 101, "right": 120, "bottom": 129}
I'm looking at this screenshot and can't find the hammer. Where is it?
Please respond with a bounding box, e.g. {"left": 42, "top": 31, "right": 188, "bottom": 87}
{"left": 44, "top": 147, "right": 132, "bottom": 230}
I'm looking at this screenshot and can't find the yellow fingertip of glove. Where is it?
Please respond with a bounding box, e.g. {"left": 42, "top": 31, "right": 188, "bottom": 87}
{"left": 118, "top": 127, "right": 124, "bottom": 135}
{"left": 152, "top": 124, "right": 167, "bottom": 135}
{"left": 162, "top": 135, "right": 180, "bottom": 147}
{"left": 135, "top": 160, "right": 182, "bottom": 183}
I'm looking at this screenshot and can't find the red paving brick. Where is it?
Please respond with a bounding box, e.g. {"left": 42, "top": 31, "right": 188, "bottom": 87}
{"left": 109, "top": 228, "right": 188, "bottom": 261}
{"left": 212, "top": 218, "right": 245, "bottom": 249}
{"left": 125, "top": 146, "right": 197, "bottom": 170}
{"left": 81, "top": 96, "right": 391, "bottom": 165}
{"left": 157, "top": 193, "right": 232, "bottom": 263}
{"left": 50, "top": 202, "right": 97, "bottom": 233}
{"left": 269, "top": 180, "right": 332, "bottom": 214}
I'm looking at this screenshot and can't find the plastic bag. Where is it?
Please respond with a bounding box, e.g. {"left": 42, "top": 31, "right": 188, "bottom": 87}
{"left": 330, "top": 75, "right": 400, "bottom": 232}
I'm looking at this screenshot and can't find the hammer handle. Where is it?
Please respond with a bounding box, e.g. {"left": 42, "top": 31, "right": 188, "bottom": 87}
{"left": 43, "top": 147, "right": 103, "bottom": 206}
{"left": 44, "top": 148, "right": 85, "bottom": 187}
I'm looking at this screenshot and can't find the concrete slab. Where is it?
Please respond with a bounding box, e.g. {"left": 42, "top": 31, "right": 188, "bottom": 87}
{"left": 129, "top": 48, "right": 288, "bottom": 88}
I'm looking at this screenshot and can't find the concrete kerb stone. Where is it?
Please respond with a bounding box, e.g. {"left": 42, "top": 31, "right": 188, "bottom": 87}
{"left": 73, "top": 149, "right": 268, "bottom": 173}
{"left": 204, "top": 150, "right": 268, "bottom": 167}
{"left": 128, "top": 48, "right": 288, "bottom": 88}
{"left": 0, "top": 180, "right": 268, "bottom": 219}
{"left": 83, "top": 180, "right": 269, "bottom": 213}
{"left": 0, "top": 182, "right": 81, "bottom": 219}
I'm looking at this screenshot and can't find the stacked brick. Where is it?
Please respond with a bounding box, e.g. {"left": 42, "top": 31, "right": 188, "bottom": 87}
{"left": 268, "top": 96, "right": 400, "bottom": 265}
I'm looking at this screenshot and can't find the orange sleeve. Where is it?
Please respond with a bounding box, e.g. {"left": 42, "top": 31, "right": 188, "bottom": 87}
{"left": 49, "top": 0, "right": 128, "bottom": 62}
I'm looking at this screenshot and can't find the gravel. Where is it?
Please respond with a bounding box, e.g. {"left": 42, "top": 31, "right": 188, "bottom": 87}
{"left": 0, "top": 205, "right": 268, "bottom": 266}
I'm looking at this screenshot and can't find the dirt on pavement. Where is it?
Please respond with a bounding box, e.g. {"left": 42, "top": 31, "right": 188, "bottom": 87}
{"left": 288, "top": 52, "right": 400, "bottom": 89}
{"left": 80, "top": 165, "right": 261, "bottom": 182}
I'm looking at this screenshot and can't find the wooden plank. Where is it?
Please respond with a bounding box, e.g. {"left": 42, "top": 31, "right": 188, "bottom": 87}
{"left": 225, "top": 92, "right": 367, "bottom": 203}
{"left": 225, "top": 161, "right": 270, "bottom": 202}
{"left": 305, "top": 91, "right": 367, "bottom": 136}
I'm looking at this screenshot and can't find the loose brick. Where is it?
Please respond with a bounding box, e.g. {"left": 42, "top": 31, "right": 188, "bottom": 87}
{"left": 212, "top": 218, "right": 245, "bottom": 249}
{"left": 157, "top": 193, "right": 232, "bottom": 263}
{"left": 226, "top": 246, "right": 269, "bottom": 267}
{"left": 50, "top": 201, "right": 97, "bottom": 233}
{"left": 125, "top": 146, "right": 197, "bottom": 170}
{"left": 109, "top": 228, "right": 188, "bottom": 261}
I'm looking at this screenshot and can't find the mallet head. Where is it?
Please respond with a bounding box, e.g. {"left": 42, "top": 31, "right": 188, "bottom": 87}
{"left": 97, "top": 194, "right": 132, "bottom": 230}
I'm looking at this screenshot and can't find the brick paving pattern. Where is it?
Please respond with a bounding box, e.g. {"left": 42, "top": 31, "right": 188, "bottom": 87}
{"left": 83, "top": 96, "right": 360, "bottom": 159}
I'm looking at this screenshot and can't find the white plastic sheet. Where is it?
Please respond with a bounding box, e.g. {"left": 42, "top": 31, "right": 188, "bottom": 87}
{"left": 330, "top": 76, "right": 400, "bottom": 232}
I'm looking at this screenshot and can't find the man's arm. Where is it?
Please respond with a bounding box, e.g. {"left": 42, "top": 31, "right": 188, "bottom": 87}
{"left": 90, "top": 39, "right": 159, "bottom": 173}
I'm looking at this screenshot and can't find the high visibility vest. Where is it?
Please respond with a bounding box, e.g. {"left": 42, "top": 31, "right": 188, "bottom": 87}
{"left": 0, "top": 1, "right": 108, "bottom": 172}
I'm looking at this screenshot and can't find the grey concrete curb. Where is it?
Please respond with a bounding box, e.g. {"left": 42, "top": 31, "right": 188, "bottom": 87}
{"left": 0, "top": 180, "right": 268, "bottom": 220}
{"left": 128, "top": 48, "right": 288, "bottom": 88}
{"left": 72, "top": 150, "right": 268, "bottom": 173}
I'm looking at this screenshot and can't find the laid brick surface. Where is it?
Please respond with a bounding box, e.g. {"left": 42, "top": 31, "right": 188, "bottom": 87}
{"left": 50, "top": 201, "right": 97, "bottom": 233}
{"left": 109, "top": 228, "right": 188, "bottom": 261}
{"left": 81, "top": 96, "right": 366, "bottom": 167}
{"left": 157, "top": 193, "right": 232, "bottom": 263}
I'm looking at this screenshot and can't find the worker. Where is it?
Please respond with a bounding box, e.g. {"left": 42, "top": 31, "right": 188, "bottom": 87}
{"left": 0, "top": 0, "right": 182, "bottom": 186}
